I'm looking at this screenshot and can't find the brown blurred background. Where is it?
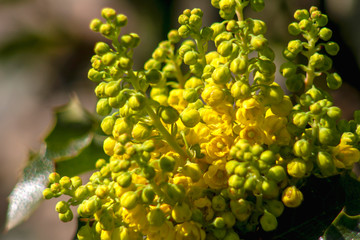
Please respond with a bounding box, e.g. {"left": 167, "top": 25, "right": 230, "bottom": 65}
{"left": 0, "top": 0, "right": 359, "bottom": 239}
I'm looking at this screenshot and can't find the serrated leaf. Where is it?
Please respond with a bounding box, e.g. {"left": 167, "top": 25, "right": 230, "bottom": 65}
{"left": 45, "top": 97, "right": 96, "bottom": 161}
{"left": 55, "top": 135, "right": 106, "bottom": 177}
{"left": 5, "top": 148, "right": 54, "bottom": 231}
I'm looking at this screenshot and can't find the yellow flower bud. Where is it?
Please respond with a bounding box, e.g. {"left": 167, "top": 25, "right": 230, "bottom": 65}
{"left": 171, "top": 203, "right": 192, "bottom": 223}
{"left": 287, "top": 158, "right": 307, "bottom": 178}
{"left": 180, "top": 108, "right": 200, "bottom": 128}
{"left": 282, "top": 186, "right": 303, "bottom": 208}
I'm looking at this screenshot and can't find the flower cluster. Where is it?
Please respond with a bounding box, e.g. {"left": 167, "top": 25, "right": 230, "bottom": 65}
{"left": 43, "top": 1, "right": 360, "bottom": 239}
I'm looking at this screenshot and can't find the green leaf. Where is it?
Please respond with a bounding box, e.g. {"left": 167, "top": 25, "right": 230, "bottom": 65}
{"left": 5, "top": 149, "right": 54, "bottom": 231}
{"left": 44, "top": 97, "right": 96, "bottom": 161}
{"left": 55, "top": 135, "right": 106, "bottom": 177}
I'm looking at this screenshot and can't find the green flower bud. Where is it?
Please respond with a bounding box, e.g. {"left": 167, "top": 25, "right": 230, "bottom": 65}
{"left": 180, "top": 108, "right": 200, "bottom": 128}
{"left": 230, "top": 57, "right": 247, "bottom": 75}
{"left": 230, "top": 199, "right": 252, "bottom": 221}
{"left": 292, "top": 112, "right": 309, "bottom": 128}
{"left": 142, "top": 166, "right": 156, "bottom": 180}
{"left": 327, "top": 106, "right": 341, "bottom": 120}
{"left": 96, "top": 98, "right": 112, "bottom": 116}
{"left": 211, "top": 195, "right": 226, "bottom": 212}
{"left": 179, "top": 44, "right": 193, "bottom": 59}
{"left": 287, "top": 40, "right": 303, "bottom": 54}
{"left": 49, "top": 172, "right": 60, "bottom": 183}
{"left": 319, "top": 127, "right": 339, "bottom": 146}
{"left": 223, "top": 230, "right": 240, "bottom": 240}
{"left": 262, "top": 84, "right": 284, "bottom": 105}
{"left": 178, "top": 25, "right": 191, "bottom": 38}
{"left": 211, "top": 0, "right": 221, "bottom": 8}
{"left": 258, "top": 46, "right": 275, "bottom": 61}
{"left": 171, "top": 202, "right": 192, "bottom": 223}
{"left": 182, "top": 162, "right": 203, "bottom": 182}
{"left": 104, "top": 81, "right": 120, "bottom": 97}
{"left": 282, "top": 186, "right": 303, "bottom": 208}
{"left": 117, "top": 56, "right": 133, "bottom": 69}
{"left": 294, "top": 9, "right": 310, "bottom": 21}
{"left": 77, "top": 224, "right": 94, "bottom": 240}
{"left": 212, "top": 66, "right": 231, "bottom": 84}
{"left": 260, "top": 150, "right": 276, "bottom": 164}
{"left": 99, "top": 23, "right": 114, "bottom": 38}
{"left": 219, "top": 0, "right": 236, "bottom": 14}
{"left": 59, "top": 176, "right": 72, "bottom": 189}
{"left": 213, "top": 217, "right": 226, "bottom": 229}
{"left": 114, "top": 14, "right": 127, "bottom": 27}
{"left": 70, "top": 176, "right": 82, "bottom": 188}
{"left": 251, "top": 35, "right": 268, "bottom": 51}
{"left": 94, "top": 82, "right": 106, "bottom": 98}
{"left": 282, "top": 49, "right": 297, "bottom": 61}
{"left": 183, "top": 88, "right": 199, "bottom": 103}
{"left": 167, "top": 29, "right": 181, "bottom": 43}
{"left": 312, "top": 12, "right": 328, "bottom": 26}
{"left": 226, "top": 20, "right": 238, "bottom": 32}
{"left": 293, "top": 139, "right": 311, "bottom": 157}
{"left": 326, "top": 72, "right": 342, "bottom": 90}
{"left": 117, "top": 172, "right": 132, "bottom": 188}
{"left": 184, "top": 51, "right": 199, "bottom": 65}
{"left": 189, "top": 14, "right": 202, "bottom": 29}
{"left": 100, "top": 116, "right": 115, "bottom": 135}
{"left": 286, "top": 74, "right": 304, "bottom": 92}
{"left": 132, "top": 122, "right": 151, "bottom": 141}
{"left": 74, "top": 186, "right": 89, "bottom": 200}
{"left": 88, "top": 68, "right": 103, "bottom": 82}
{"left": 309, "top": 52, "right": 325, "bottom": 69}
{"left": 147, "top": 208, "right": 166, "bottom": 226}
{"left": 59, "top": 210, "right": 73, "bottom": 222}
{"left": 214, "top": 32, "right": 233, "bottom": 47}
{"left": 228, "top": 175, "right": 245, "bottom": 189}
{"left": 94, "top": 42, "right": 111, "bottom": 56}
{"left": 43, "top": 188, "right": 54, "bottom": 199}
{"left": 325, "top": 42, "right": 340, "bottom": 56}
{"left": 260, "top": 210, "right": 278, "bottom": 232}
{"left": 261, "top": 179, "right": 279, "bottom": 198}
{"left": 319, "top": 55, "right": 333, "bottom": 72}
{"left": 141, "top": 186, "right": 155, "bottom": 204}
{"left": 280, "top": 62, "right": 297, "bottom": 78}
{"left": 144, "top": 69, "right": 162, "bottom": 85}
{"left": 101, "top": 8, "right": 116, "bottom": 20}
{"left": 250, "top": 0, "right": 265, "bottom": 12}
{"left": 266, "top": 165, "right": 286, "bottom": 183}
{"left": 319, "top": 27, "right": 332, "bottom": 41}
{"left": 160, "top": 155, "right": 176, "bottom": 172}
{"left": 243, "top": 175, "right": 258, "bottom": 192}
{"left": 166, "top": 183, "right": 185, "bottom": 203}
{"left": 55, "top": 201, "right": 69, "bottom": 214}
{"left": 288, "top": 22, "right": 301, "bottom": 36}
{"left": 247, "top": 19, "right": 267, "bottom": 35}
{"left": 128, "top": 93, "right": 146, "bottom": 111}
{"left": 298, "top": 19, "right": 312, "bottom": 31}
{"left": 316, "top": 151, "right": 337, "bottom": 177}
{"left": 90, "top": 18, "right": 102, "bottom": 32}
{"left": 120, "top": 191, "right": 138, "bottom": 210}
{"left": 210, "top": 22, "right": 226, "bottom": 40}
{"left": 109, "top": 91, "right": 128, "bottom": 109}
{"left": 264, "top": 200, "right": 284, "bottom": 218}
{"left": 178, "top": 14, "right": 189, "bottom": 25}
{"left": 234, "top": 163, "right": 249, "bottom": 177}
{"left": 287, "top": 158, "right": 307, "bottom": 178}
{"left": 231, "top": 81, "right": 251, "bottom": 99}
{"left": 160, "top": 106, "right": 180, "bottom": 124}
{"left": 217, "top": 41, "right": 233, "bottom": 57}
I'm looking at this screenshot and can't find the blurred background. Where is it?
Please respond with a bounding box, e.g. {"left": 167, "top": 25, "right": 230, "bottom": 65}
{"left": 0, "top": 0, "right": 359, "bottom": 239}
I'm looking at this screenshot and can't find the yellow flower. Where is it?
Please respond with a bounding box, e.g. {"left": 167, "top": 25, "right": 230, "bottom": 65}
{"left": 193, "top": 197, "right": 214, "bottom": 221}
{"left": 186, "top": 122, "right": 211, "bottom": 145}
{"left": 206, "top": 135, "right": 232, "bottom": 159}
{"left": 201, "top": 84, "right": 225, "bottom": 107}
{"left": 146, "top": 221, "right": 175, "bottom": 240}
{"left": 174, "top": 221, "right": 206, "bottom": 240}
{"left": 168, "top": 89, "right": 188, "bottom": 112}
{"left": 332, "top": 143, "right": 360, "bottom": 169}
{"left": 203, "top": 159, "right": 228, "bottom": 189}
{"left": 238, "top": 125, "right": 266, "bottom": 145}
{"left": 236, "top": 97, "right": 264, "bottom": 125}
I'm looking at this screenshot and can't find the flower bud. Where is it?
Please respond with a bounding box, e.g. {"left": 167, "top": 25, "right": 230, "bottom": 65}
{"left": 231, "top": 81, "right": 251, "bottom": 99}
{"left": 99, "top": 23, "right": 114, "bottom": 38}
{"left": 319, "top": 27, "right": 332, "bottom": 41}
{"left": 132, "top": 123, "right": 151, "bottom": 141}
{"left": 280, "top": 62, "right": 297, "bottom": 78}
{"left": 77, "top": 225, "right": 93, "bottom": 240}
{"left": 326, "top": 72, "right": 342, "bottom": 90}
{"left": 189, "top": 14, "right": 202, "bottom": 29}
{"left": 182, "top": 162, "right": 203, "bottom": 182}
{"left": 184, "top": 51, "right": 199, "bottom": 65}
{"left": 294, "top": 9, "right": 309, "bottom": 21}
{"left": 141, "top": 186, "right": 155, "bottom": 203}
{"left": 219, "top": 0, "right": 236, "bottom": 14}
{"left": 260, "top": 210, "right": 277, "bottom": 232}
{"left": 230, "top": 199, "right": 252, "bottom": 221}
{"left": 171, "top": 202, "right": 192, "bottom": 222}
{"left": 261, "top": 179, "right": 279, "bottom": 198}
{"left": 120, "top": 191, "right": 138, "bottom": 210}
{"left": 288, "top": 22, "right": 301, "bottom": 36}
{"left": 88, "top": 68, "right": 102, "bottom": 82}
{"left": 286, "top": 74, "right": 304, "bottom": 92}
{"left": 228, "top": 175, "right": 245, "bottom": 189}
{"left": 319, "top": 127, "right": 339, "bottom": 146}
{"left": 116, "top": 172, "right": 132, "bottom": 188}
{"left": 96, "top": 98, "right": 112, "bottom": 116}
{"left": 147, "top": 208, "right": 166, "bottom": 226}
{"left": 260, "top": 150, "right": 276, "bottom": 164}
{"left": 250, "top": 0, "right": 265, "bottom": 12}
{"left": 324, "top": 42, "right": 339, "bottom": 57}
{"left": 178, "top": 25, "right": 191, "bottom": 38}
{"left": 114, "top": 14, "right": 127, "bottom": 27}
{"left": 166, "top": 183, "right": 185, "bottom": 202}
{"left": 251, "top": 35, "right": 268, "bottom": 51}
{"left": 94, "top": 42, "right": 111, "bottom": 56}
{"left": 43, "top": 188, "right": 54, "bottom": 199}
{"left": 211, "top": 195, "right": 226, "bottom": 212}
{"left": 327, "top": 106, "right": 341, "bottom": 120}
{"left": 55, "top": 201, "right": 69, "bottom": 214}
{"left": 262, "top": 84, "right": 284, "bottom": 105}
{"left": 217, "top": 41, "right": 233, "bottom": 57}
{"left": 287, "top": 40, "right": 303, "bottom": 54}
{"left": 49, "top": 172, "right": 61, "bottom": 183}
{"left": 287, "top": 158, "right": 307, "bottom": 178}
{"left": 293, "top": 139, "right": 311, "bottom": 157}
{"left": 282, "top": 186, "right": 303, "bottom": 208}
{"left": 299, "top": 19, "right": 312, "bottom": 31}
{"left": 128, "top": 93, "right": 146, "bottom": 111}
{"left": 202, "top": 84, "right": 225, "bottom": 106}
{"left": 223, "top": 230, "right": 240, "bottom": 240}
{"left": 180, "top": 108, "right": 200, "bottom": 128}
{"left": 101, "top": 116, "right": 116, "bottom": 135}
{"left": 59, "top": 209, "right": 73, "bottom": 222}
{"left": 71, "top": 176, "right": 82, "bottom": 188}
{"left": 59, "top": 176, "right": 72, "bottom": 189}
{"left": 264, "top": 200, "right": 284, "bottom": 217}
{"left": 212, "top": 66, "right": 231, "bottom": 84}
{"left": 266, "top": 165, "right": 286, "bottom": 183}
{"left": 145, "top": 69, "right": 162, "bottom": 84}
{"left": 142, "top": 166, "right": 156, "bottom": 180}
{"left": 213, "top": 217, "right": 226, "bottom": 228}
{"left": 211, "top": 0, "right": 221, "bottom": 8}
{"left": 210, "top": 22, "right": 226, "bottom": 40}
{"left": 90, "top": 18, "right": 102, "bottom": 32}
{"left": 167, "top": 29, "right": 181, "bottom": 43}
{"left": 316, "top": 151, "right": 337, "bottom": 177}
{"left": 160, "top": 155, "right": 176, "bottom": 172}
{"left": 230, "top": 57, "right": 247, "bottom": 75}
{"left": 160, "top": 106, "right": 179, "bottom": 124}
{"left": 214, "top": 32, "right": 233, "bottom": 47}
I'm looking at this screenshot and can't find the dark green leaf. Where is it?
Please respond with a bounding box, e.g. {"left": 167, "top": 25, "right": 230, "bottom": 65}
{"left": 45, "top": 97, "right": 96, "bottom": 161}
{"left": 5, "top": 149, "right": 54, "bottom": 231}
{"left": 55, "top": 135, "right": 106, "bottom": 177}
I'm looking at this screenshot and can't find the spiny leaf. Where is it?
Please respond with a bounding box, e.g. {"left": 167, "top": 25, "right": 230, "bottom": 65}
{"left": 5, "top": 148, "right": 54, "bottom": 231}
{"left": 45, "top": 96, "right": 97, "bottom": 161}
